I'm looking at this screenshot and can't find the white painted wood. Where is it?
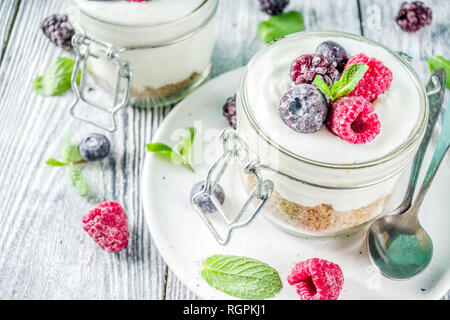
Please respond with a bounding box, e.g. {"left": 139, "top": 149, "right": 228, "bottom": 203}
{"left": 0, "top": 0, "right": 448, "bottom": 300}
{"left": 0, "top": 0, "right": 20, "bottom": 64}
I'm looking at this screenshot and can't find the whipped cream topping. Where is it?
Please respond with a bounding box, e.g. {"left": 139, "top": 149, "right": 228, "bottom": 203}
{"left": 74, "top": 0, "right": 205, "bottom": 26}
{"left": 245, "top": 34, "right": 423, "bottom": 165}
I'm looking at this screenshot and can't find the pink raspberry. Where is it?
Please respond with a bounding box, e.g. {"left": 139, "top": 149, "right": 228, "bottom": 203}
{"left": 345, "top": 53, "right": 393, "bottom": 102}
{"left": 327, "top": 96, "right": 381, "bottom": 144}
{"left": 290, "top": 53, "right": 339, "bottom": 87}
{"left": 288, "top": 258, "right": 344, "bottom": 300}
{"left": 82, "top": 201, "right": 129, "bottom": 253}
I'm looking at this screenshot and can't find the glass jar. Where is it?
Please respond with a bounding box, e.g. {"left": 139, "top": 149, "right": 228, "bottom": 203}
{"left": 191, "top": 31, "right": 429, "bottom": 245}
{"left": 68, "top": 0, "right": 218, "bottom": 129}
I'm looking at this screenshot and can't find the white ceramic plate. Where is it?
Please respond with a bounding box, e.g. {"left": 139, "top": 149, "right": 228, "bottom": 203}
{"left": 142, "top": 68, "right": 450, "bottom": 300}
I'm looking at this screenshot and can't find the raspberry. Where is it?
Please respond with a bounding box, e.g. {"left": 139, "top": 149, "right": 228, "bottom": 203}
{"left": 288, "top": 258, "right": 344, "bottom": 300}
{"left": 82, "top": 201, "right": 129, "bottom": 253}
{"left": 41, "top": 14, "right": 74, "bottom": 50}
{"left": 396, "top": 1, "right": 432, "bottom": 32}
{"left": 345, "top": 53, "right": 393, "bottom": 102}
{"left": 327, "top": 97, "right": 381, "bottom": 144}
{"left": 190, "top": 181, "right": 225, "bottom": 214}
{"left": 258, "top": 0, "right": 289, "bottom": 15}
{"left": 315, "top": 40, "right": 349, "bottom": 72}
{"left": 127, "top": 0, "right": 148, "bottom": 2}
{"left": 290, "top": 53, "right": 339, "bottom": 87}
{"left": 222, "top": 95, "right": 237, "bottom": 129}
{"left": 278, "top": 84, "right": 328, "bottom": 133}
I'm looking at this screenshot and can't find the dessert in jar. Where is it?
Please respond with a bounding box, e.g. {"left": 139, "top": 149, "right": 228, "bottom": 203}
{"left": 68, "top": 0, "right": 218, "bottom": 108}
{"left": 230, "top": 31, "right": 429, "bottom": 238}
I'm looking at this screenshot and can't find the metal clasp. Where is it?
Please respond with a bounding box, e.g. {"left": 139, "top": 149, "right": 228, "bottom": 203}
{"left": 69, "top": 34, "right": 132, "bottom": 132}
{"left": 190, "top": 128, "right": 274, "bottom": 245}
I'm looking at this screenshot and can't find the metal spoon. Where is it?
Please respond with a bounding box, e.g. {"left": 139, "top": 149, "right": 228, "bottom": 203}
{"left": 367, "top": 68, "right": 447, "bottom": 280}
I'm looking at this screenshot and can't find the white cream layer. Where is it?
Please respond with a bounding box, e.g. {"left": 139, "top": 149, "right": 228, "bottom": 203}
{"left": 245, "top": 35, "right": 422, "bottom": 165}
{"left": 74, "top": 0, "right": 205, "bottom": 26}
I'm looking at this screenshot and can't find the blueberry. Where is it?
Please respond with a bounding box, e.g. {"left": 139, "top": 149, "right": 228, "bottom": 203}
{"left": 79, "top": 133, "right": 111, "bottom": 161}
{"left": 278, "top": 84, "right": 328, "bottom": 133}
{"left": 190, "top": 181, "right": 225, "bottom": 214}
{"left": 315, "top": 41, "right": 349, "bottom": 72}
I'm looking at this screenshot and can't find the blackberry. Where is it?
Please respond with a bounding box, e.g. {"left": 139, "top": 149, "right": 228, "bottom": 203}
{"left": 79, "top": 133, "right": 111, "bottom": 161}
{"left": 290, "top": 53, "right": 339, "bottom": 87}
{"left": 315, "top": 41, "right": 349, "bottom": 72}
{"left": 223, "top": 95, "right": 237, "bottom": 129}
{"left": 278, "top": 84, "right": 328, "bottom": 133}
{"left": 395, "top": 1, "right": 432, "bottom": 32}
{"left": 190, "top": 181, "right": 225, "bottom": 214}
{"left": 41, "top": 14, "right": 75, "bottom": 50}
{"left": 258, "top": 0, "right": 289, "bottom": 16}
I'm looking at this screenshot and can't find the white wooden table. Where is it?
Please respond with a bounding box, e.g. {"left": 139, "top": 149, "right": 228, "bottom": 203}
{"left": 0, "top": 0, "right": 448, "bottom": 300}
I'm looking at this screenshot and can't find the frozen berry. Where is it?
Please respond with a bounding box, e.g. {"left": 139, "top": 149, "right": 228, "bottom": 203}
{"left": 258, "top": 0, "right": 289, "bottom": 15}
{"left": 344, "top": 53, "right": 393, "bottom": 102}
{"left": 290, "top": 53, "right": 339, "bottom": 87}
{"left": 288, "top": 258, "right": 344, "bottom": 300}
{"left": 79, "top": 133, "right": 111, "bottom": 161}
{"left": 82, "top": 201, "right": 129, "bottom": 253}
{"left": 223, "top": 95, "right": 237, "bottom": 129}
{"left": 327, "top": 96, "right": 381, "bottom": 144}
{"left": 279, "top": 84, "right": 328, "bottom": 133}
{"left": 190, "top": 181, "right": 225, "bottom": 214}
{"left": 41, "top": 14, "right": 75, "bottom": 50}
{"left": 396, "top": 1, "right": 432, "bottom": 32}
{"left": 315, "top": 40, "right": 349, "bottom": 72}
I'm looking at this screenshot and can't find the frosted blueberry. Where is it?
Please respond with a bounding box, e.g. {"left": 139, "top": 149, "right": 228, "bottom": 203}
{"left": 190, "top": 181, "right": 225, "bottom": 214}
{"left": 278, "top": 84, "right": 328, "bottom": 133}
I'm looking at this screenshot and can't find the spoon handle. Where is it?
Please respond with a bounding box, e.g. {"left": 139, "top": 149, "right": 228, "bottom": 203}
{"left": 391, "top": 69, "right": 446, "bottom": 215}
{"left": 414, "top": 100, "right": 450, "bottom": 209}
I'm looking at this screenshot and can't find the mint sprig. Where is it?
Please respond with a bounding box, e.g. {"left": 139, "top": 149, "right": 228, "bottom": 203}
{"left": 258, "top": 11, "right": 304, "bottom": 43}
{"left": 428, "top": 56, "right": 450, "bottom": 88}
{"left": 201, "top": 254, "right": 282, "bottom": 300}
{"left": 314, "top": 63, "right": 369, "bottom": 101}
{"left": 33, "top": 57, "right": 81, "bottom": 96}
{"left": 147, "top": 127, "right": 196, "bottom": 172}
{"left": 46, "top": 132, "right": 88, "bottom": 196}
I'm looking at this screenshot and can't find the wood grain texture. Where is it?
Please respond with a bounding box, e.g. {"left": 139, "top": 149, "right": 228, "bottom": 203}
{"left": 0, "top": 0, "right": 20, "bottom": 65}
{"left": 0, "top": 0, "right": 448, "bottom": 300}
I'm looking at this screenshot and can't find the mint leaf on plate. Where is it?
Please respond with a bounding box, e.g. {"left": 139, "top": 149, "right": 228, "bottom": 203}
{"left": 201, "top": 254, "right": 282, "bottom": 300}
{"left": 314, "top": 63, "right": 368, "bottom": 101}
{"left": 68, "top": 162, "right": 88, "bottom": 196}
{"left": 147, "top": 127, "right": 197, "bottom": 172}
{"left": 32, "top": 57, "right": 81, "bottom": 96}
{"left": 258, "top": 11, "right": 304, "bottom": 43}
{"left": 428, "top": 56, "right": 450, "bottom": 88}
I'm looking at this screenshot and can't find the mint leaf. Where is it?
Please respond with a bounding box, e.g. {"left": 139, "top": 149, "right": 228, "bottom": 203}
{"left": 147, "top": 142, "right": 184, "bottom": 164}
{"left": 68, "top": 162, "right": 88, "bottom": 196}
{"left": 60, "top": 132, "right": 84, "bottom": 163}
{"left": 428, "top": 56, "right": 450, "bottom": 88}
{"left": 32, "top": 57, "right": 81, "bottom": 96}
{"left": 258, "top": 11, "right": 304, "bottom": 43}
{"left": 331, "top": 63, "right": 369, "bottom": 99}
{"left": 201, "top": 255, "right": 282, "bottom": 300}
{"left": 147, "top": 127, "right": 197, "bottom": 172}
{"left": 177, "top": 127, "right": 196, "bottom": 162}
{"left": 46, "top": 158, "right": 69, "bottom": 167}
{"left": 314, "top": 75, "right": 334, "bottom": 99}
{"left": 314, "top": 63, "right": 368, "bottom": 101}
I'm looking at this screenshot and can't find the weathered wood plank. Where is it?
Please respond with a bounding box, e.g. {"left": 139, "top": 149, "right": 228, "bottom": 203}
{"left": 0, "top": 0, "right": 166, "bottom": 299}
{"left": 0, "top": 0, "right": 20, "bottom": 65}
